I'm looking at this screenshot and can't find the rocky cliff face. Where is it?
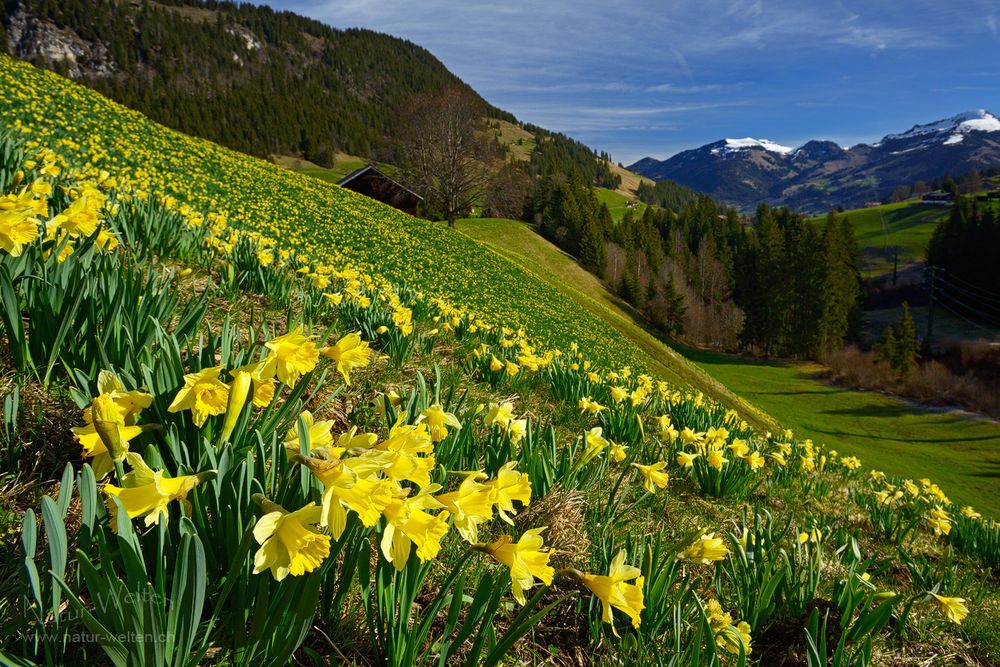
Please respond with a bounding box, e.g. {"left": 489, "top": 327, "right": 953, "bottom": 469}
{"left": 5, "top": 5, "right": 116, "bottom": 78}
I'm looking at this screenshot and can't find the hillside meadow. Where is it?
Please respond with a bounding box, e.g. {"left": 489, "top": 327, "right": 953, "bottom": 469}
{"left": 2, "top": 55, "right": 1000, "bottom": 666}
{"left": 814, "top": 201, "right": 948, "bottom": 278}
{"left": 0, "top": 55, "right": 642, "bottom": 370}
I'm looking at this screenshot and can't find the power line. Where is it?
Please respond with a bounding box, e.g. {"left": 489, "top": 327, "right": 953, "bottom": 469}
{"left": 934, "top": 279, "right": 1000, "bottom": 318}
{"left": 916, "top": 285, "right": 1000, "bottom": 337}
{"left": 933, "top": 288, "right": 1000, "bottom": 331}
{"left": 934, "top": 270, "right": 1000, "bottom": 303}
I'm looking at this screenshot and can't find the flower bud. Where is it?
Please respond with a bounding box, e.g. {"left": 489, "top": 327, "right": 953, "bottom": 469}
{"left": 220, "top": 371, "right": 252, "bottom": 444}
{"left": 91, "top": 393, "right": 127, "bottom": 460}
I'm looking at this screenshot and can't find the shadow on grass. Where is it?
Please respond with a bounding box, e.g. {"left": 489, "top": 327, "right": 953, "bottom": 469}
{"left": 808, "top": 425, "right": 1000, "bottom": 444}
{"left": 749, "top": 389, "right": 832, "bottom": 396}
{"left": 821, "top": 403, "right": 920, "bottom": 419}
{"left": 968, "top": 462, "right": 1000, "bottom": 479}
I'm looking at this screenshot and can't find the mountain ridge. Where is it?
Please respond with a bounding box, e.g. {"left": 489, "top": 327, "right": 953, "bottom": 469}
{"left": 630, "top": 109, "right": 1000, "bottom": 213}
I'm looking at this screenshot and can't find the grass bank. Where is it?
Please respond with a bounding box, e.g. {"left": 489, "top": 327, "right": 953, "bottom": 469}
{"left": 680, "top": 346, "right": 1000, "bottom": 516}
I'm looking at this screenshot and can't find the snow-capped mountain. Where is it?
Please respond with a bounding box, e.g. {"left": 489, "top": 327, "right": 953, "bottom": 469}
{"left": 882, "top": 110, "right": 1000, "bottom": 145}
{"left": 710, "top": 138, "right": 794, "bottom": 156}
{"left": 629, "top": 110, "right": 1000, "bottom": 213}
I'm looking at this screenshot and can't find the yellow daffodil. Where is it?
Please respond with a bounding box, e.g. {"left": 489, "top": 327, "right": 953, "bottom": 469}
{"left": 926, "top": 507, "right": 952, "bottom": 536}
{"left": 167, "top": 366, "right": 230, "bottom": 427}
{"left": 321, "top": 332, "right": 372, "bottom": 385}
{"left": 252, "top": 497, "right": 331, "bottom": 581}
{"left": 380, "top": 486, "right": 450, "bottom": 570}
{"left": 728, "top": 439, "right": 749, "bottom": 458}
{"left": 961, "top": 506, "right": 981, "bottom": 520}
{"left": 484, "top": 461, "right": 532, "bottom": 523}
{"left": 73, "top": 388, "right": 155, "bottom": 477}
{"left": 262, "top": 326, "right": 319, "bottom": 386}
{"left": 610, "top": 442, "right": 628, "bottom": 463}
{"left": 579, "top": 427, "right": 609, "bottom": 466}
{"left": 578, "top": 396, "right": 605, "bottom": 415}
{"left": 679, "top": 533, "right": 730, "bottom": 564}
{"left": 0, "top": 207, "right": 40, "bottom": 255}
{"left": 478, "top": 527, "right": 554, "bottom": 605}
{"left": 707, "top": 448, "right": 728, "bottom": 470}
{"left": 296, "top": 454, "right": 393, "bottom": 538}
{"left": 487, "top": 401, "right": 515, "bottom": 428}
{"left": 656, "top": 415, "right": 679, "bottom": 442}
{"left": 103, "top": 453, "right": 213, "bottom": 530}
{"left": 717, "top": 621, "right": 753, "bottom": 655}
{"left": 676, "top": 451, "right": 699, "bottom": 469}
{"left": 840, "top": 456, "right": 862, "bottom": 470}
{"left": 508, "top": 418, "right": 528, "bottom": 445}
{"left": 233, "top": 359, "right": 277, "bottom": 408}
{"left": 680, "top": 427, "right": 704, "bottom": 446}
{"left": 632, "top": 461, "right": 669, "bottom": 493}
{"left": 929, "top": 592, "right": 969, "bottom": 624}
{"left": 364, "top": 417, "right": 436, "bottom": 487}
{"left": 438, "top": 472, "right": 496, "bottom": 543}
{"left": 283, "top": 410, "right": 335, "bottom": 453}
{"left": 576, "top": 550, "right": 645, "bottom": 636}
{"left": 418, "top": 403, "right": 462, "bottom": 442}
{"left": 743, "top": 451, "right": 765, "bottom": 471}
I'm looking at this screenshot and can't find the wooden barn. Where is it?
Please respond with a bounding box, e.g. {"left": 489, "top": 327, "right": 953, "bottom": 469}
{"left": 336, "top": 165, "right": 423, "bottom": 216}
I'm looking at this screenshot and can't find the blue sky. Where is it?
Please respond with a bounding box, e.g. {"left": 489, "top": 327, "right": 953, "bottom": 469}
{"left": 261, "top": 0, "right": 1000, "bottom": 165}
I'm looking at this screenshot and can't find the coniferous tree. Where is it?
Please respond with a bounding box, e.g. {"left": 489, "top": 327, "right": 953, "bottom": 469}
{"left": 578, "top": 215, "right": 607, "bottom": 274}
{"left": 894, "top": 302, "right": 919, "bottom": 380}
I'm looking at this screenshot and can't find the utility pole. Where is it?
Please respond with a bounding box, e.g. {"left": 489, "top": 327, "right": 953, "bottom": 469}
{"left": 926, "top": 265, "right": 936, "bottom": 340}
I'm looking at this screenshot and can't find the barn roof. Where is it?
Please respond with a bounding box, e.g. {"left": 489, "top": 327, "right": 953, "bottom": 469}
{"left": 336, "top": 165, "right": 423, "bottom": 201}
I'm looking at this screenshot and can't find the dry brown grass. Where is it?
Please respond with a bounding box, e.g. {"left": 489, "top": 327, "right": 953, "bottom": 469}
{"left": 515, "top": 485, "right": 590, "bottom": 568}
{"left": 823, "top": 345, "right": 1000, "bottom": 419}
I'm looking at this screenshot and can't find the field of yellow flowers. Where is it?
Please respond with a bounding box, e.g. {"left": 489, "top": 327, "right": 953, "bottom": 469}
{"left": 1, "top": 54, "right": 1000, "bottom": 666}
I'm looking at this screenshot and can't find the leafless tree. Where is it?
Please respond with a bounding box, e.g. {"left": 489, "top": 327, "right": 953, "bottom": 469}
{"left": 393, "top": 87, "right": 501, "bottom": 228}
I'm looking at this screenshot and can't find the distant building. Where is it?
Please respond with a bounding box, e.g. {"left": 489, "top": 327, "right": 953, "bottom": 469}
{"left": 922, "top": 191, "right": 956, "bottom": 205}
{"left": 336, "top": 165, "right": 423, "bottom": 216}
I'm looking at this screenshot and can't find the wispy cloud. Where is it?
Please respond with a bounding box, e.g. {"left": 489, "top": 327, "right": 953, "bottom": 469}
{"left": 264, "top": 0, "right": 999, "bottom": 164}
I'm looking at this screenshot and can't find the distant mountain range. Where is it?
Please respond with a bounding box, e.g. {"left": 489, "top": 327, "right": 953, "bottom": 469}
{"left": 629, "top": 110, "right": 1000, "bottom": 213}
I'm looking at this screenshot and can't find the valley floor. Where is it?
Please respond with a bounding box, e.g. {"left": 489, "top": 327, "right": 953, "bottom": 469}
{"left": 663, "top": 347, "right": 1000, "bottom": 518}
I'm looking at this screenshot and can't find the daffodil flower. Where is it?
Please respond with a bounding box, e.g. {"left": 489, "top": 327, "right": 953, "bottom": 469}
{"left": 380, "top": 485, "right": 450, "bottom": 570}
{"left": 321, "top": 332, "right": 372, "bottom": 385}
{"left": 418, "top": 403, "right": 462, "bottom": 442}
{"left": 632, "top": 461, "right": 669, "bottom": 493}
{"left": 438, "top": 472, "right": 495, "bottom": 543}
{"left": 571, "top": 550, "right": 645, "bottom": 636}
{"left": 477, "top": 527, "right": 554, "bottom": 605}
{"left": 679, "top": 533, "right": 730, "bottom": 564}
{"left": 928, "top": 592, "right": 969, "bottom": 624}
{"left": 262, "top": 326, "right": 319, "bottom": 386}
{"left": 252, "top": 496, "right": 331, "bottom": 581}
{"left": 103, "top": 453, "right": 214, "bottom": 530}
{"left": 167, "top": 366, "right": 230, "bottom": 427}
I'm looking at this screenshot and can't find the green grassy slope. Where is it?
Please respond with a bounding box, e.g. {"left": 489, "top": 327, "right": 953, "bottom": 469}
{"left": 595, "top": 187, "right": 647, "bottom": 222}
{"left": 272, "top": 154, "right": 369, "bottom": 183}
{"left": 816, "top": 200, "right": 948, "bottom": 277}
{"left": 0, "top": 55, "right": 642, "bottom": 370}
{"left": 456, "top": 218, "right": 777, "bottom": 431}
{"left": 680, "top": 346, "right": 1000, "bottom": 516}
